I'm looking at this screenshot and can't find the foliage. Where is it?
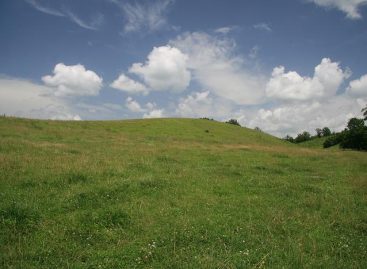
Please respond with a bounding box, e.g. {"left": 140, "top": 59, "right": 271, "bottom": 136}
{"left": 323, "top": 118, "right": 367, "bottom": 150}
{"left": 323, "top": 133, "right": 344, "bottom": 148}
{"left": 283, "top": 135, "right": 294, "bottom": 143}
{"left": 322, "top": 127, "right": 332, "bottom": 137}
{"left": 316, "top": 127, "right": 331, "bottom": 138}
{"left": 225, "top": 118, "right": 241, "bottom": 126}
{"left": 362, "top": 104, "right": 367, "bottom": 121}
{"left": 339, "top": 118, "right": 367, "bottom": 150}
{"left": 315, "top": 128, "right": 323, "bottom": 138}
{"left": 294, "top": 131, "right": 312, "bottom": 143}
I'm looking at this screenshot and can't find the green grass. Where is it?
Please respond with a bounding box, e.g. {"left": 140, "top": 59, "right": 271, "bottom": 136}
{"left": 0, "top": 117, "right": 366, "bottom": 268}
{"left": 297, "top": 137, "right": 328, "bottom": 148}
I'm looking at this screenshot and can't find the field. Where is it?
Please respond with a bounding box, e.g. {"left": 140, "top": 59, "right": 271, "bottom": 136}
{"left": 0, "top": 117, "right": 366, "bottom": 268}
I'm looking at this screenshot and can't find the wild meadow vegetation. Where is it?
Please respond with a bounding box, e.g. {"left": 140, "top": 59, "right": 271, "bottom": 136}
{"left": 0, "top": 117, "right": 366, "bottom": 268}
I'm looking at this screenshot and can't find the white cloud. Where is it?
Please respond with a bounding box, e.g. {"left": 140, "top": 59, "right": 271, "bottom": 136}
{"left": 266, "top": 58, "right": 349, "bottom": 101}
{"left": 253, "top": 23, "right": 272, "bottom": 32}
{"left": 116, "top": 0, "right": 174, "bottom": 33}
{"left": 347, "top": 74, "right": 367, "bottom": 97}
{"left": 214, "top": 26, "right": 235, "bottom": 34}
{"left": 176, "top": 90, "right": 233, "bottom": 118}
{"left": 143, "top": 109, "right": 164, "bottom": 118}
{"left": 129, "top": 45, "right": 191, "bottom": 92}
{"left": 110, "top": 74, "right": 148, "bottom": 95}
{"left": 170, "top": 32, "right": 266, "bottom": 105}
{"left": 0, "top": 77, "right": 81, "bottom": 120}
{"left": 237, "top": 95, "right": 366, "bottom": 137}
{"left": 42, "top": 63, "right": 103, "bottom": 97}
{"left": 125, "top": 97, "right": 164, "bottom": 118}
{"left": 309, "top": 0, "right": 367, "bottom": 19}
{"left": 125, "top": 97, "right": 146, "bottom": 112}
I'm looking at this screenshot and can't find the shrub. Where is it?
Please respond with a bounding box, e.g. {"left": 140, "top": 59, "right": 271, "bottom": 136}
{"left": 340, "top": 118, "right": 367, "bottom": 150}
{"left": 294, "top": 131, "right": 311, "bottom": 143}
{"left": 283, "top": 135, "right": 294, "bottom": 143}
{"left": 322, "top": 127, "right": 332, "bottom": 137}
{"left": 315, "top": 128, "right": 323, "bottom": 138}
{"left": 323, "top": 133, "right": 344, "bottom": 148}
{"left": 226, "top": 119, "right": 241, "bottom": 126}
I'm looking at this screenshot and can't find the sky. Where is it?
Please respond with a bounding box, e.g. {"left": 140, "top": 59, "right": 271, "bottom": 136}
{"left": 0, "top": 0, "right": 367, "bottom": 137}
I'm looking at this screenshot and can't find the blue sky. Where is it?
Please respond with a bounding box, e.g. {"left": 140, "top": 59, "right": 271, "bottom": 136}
{"left": 1, "top": 0, "right": 367, "bottom": 136}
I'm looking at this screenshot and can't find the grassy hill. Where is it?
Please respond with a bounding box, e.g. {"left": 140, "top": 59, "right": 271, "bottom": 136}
{"left": 297, "top": 137, "right": 328, "bottom": 149}
{"left": 0, "top": 117, "right": 366, "bottom": 268}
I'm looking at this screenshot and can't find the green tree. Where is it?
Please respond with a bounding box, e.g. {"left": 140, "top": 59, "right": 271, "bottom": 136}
{"left": 294, "top": 131, "right": 311, "bottom": 143}
{"left": 323, "top": 133, "right": 344, "bottom": 148}
{"left": 226, "top": 119, "right": 241, "bottom": 126}
{"left": 340, "top": 118, "right": 367, "bottom": 150}
{"left": 362, "top": 105, "right": 367, "bottom": 121}
{"left": 322, "top": 127, "right": 331, "bottom": 137}
{"left": 284, "top": 135, "right": 294, "bottom": 143}
{"left": 315, "top": 128, "right": 323, "bottom": 138}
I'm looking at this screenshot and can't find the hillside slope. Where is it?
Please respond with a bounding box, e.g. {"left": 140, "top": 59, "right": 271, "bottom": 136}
{"left": 0, "top": 117, "right": 366, "bottom": 268}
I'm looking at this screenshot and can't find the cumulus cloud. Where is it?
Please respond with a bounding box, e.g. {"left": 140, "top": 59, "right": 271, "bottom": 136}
{"left": 125, "top": 97, "right": 146, "bottom": 112}
{"left": 129, "top": 45, "right": 191, "bottom": 92}
{"left": 0, "top": 77, "right": 81, "bottom": 120}
{"left": 143, "top": 109, "right": 164, "bottom": 118}
{"left": 347, "top": 74, "right": 367, "bottom": 97}
{"left": 176, "top": 90, "right": 233, "bottom": 118}
{"left": 309, "top": 0, "right": 367, "bottom": 19}
{"left": 266, "top": 58, "right": 349, "bottom": 101}
{"left": 170, "top": 32, "right": 266, "bottom": 105}
{"left": 237, "top": 95, "right": 366, "bottom": 137}
{"left": 42, "top": 63, "right": 103, "bottom": 97}
{"left": 113, "top": 0, "right": 174, "bottom": 33}
{"left": 110, "top": 74, "right": 148, "bottom": 94}
{"left": 124, "top": 96, "right": 164, "bottom": 118}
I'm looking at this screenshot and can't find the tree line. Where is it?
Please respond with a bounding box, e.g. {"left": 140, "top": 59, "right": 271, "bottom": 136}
{"left": 284, "top": 105, "right": 367, "bottom": 151}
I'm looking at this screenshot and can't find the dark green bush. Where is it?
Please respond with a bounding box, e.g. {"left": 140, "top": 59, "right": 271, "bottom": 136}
{"left": 323, "top": 133, "right": 344, "bottom": 148}
{"left": 294, "top": 131, "right": 311, "bottom": 143}
{"left": 226, "top": 119, "right": 241, "bottom": 126}
{"left": 340, "top": 118, "right": 367, "bottom": 150}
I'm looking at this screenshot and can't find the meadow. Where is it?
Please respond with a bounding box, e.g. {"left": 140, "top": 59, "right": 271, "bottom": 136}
{"left": 0, "top": 117, "right": 366, "bottom": 268}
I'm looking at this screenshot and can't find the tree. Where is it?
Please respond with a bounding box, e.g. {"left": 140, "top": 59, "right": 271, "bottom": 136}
{"left": 362, "top": 105, "right": 367, "bottom": 121}
{"left": 294, "top": 131, "right": 311, "bottom": 143}
{"left": 315, "top": 128, "right": 323, "bottom": 138}
{"left": 226, "top": 119, "right": 241, "bottom": 126}
{"left": 284, "top": 135, "right": 294, "bottom": 143}
{"left": 340, "top": 118, "right": 367, "bottom": 150}
{"left": 323, "top": 133, "right": 344, "bottom": 148}
{"left": 322, "top": 127, "right": 331, "bottom": 137}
